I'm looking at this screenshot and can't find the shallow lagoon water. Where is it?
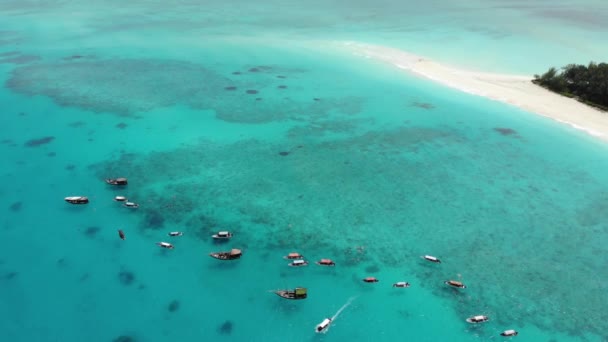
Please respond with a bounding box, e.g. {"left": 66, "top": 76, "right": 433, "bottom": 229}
{"left": 1, "top": 1, "right": 608, "bottom": 342}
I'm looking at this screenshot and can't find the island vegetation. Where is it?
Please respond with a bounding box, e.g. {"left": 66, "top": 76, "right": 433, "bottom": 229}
{"left": 533, "top": 62, "right": 608, "bottom": 111}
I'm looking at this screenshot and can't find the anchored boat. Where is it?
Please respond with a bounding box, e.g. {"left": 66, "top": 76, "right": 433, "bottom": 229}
{"left": 124, "top": 201, "right": 139, "bottom": 209}
{"left": 466, "top": 315, "right": 489, "bottom": 324}
{"left": 65, "top": 196, "right": 89, "bottom": 204}
{"left": 210, "top": 248, "right": 242, "bottom": 260}
{"left": 168, "top": 231, "right": 183, "bottom": 237}
{"left": 500, "top": 329, "right": 518, "bottom": 337}
{"left": 316, "top": 259, "right": 335, "bottom": 266}
{"left": 156, "top": 242, "right": 174, "bottom": 249}
{"left": 284, "top": 252, "right": 304, "bottom": 260}
{"left": 106, "top": 178, "right": 128, "bottom": 186}
{"left": 114, "top": 196, "right": 127, "bottom": 202}
{"left": 212, "top": 231, "right": 232, "bottom": 239}
{"left": 445, "top": 280, "right": 466, "bottom": 288}
{"left": 274, "top": 287, "right": 307, "bottom": 300}
{"left": 422, "top": 255, "right": 441, "bottom": 263}
{"left": 363, "top": 277, "right": 379, "bottom": 283}
{"left": 288, "top": 259, "right": 308, "bottom": 267}
{"left": 392, "top": 282, "right": 410, "bottom": 288}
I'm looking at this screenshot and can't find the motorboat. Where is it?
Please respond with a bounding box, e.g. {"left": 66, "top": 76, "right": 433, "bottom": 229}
{"left": 168, "top": 232, "right": 183, "bottom": 237}
{"left": 392, "top": 282, "right": 410, "bottom": 288}
{"left": 288, "top": 259, "right": 308, "bottom": 267}
{"left": 284, "top": 252, "right": 304, "bottom": 260}
{"left": 124, "top": 201, "right": 139, "bottom": 209}
{"left": 316, "top": 259, "right": 335, "bottom": 266}
{"left": 315, "top": 318, "right": 332, "bottom": 333}
{"left": 212, "top": 231, "right": 232, "bottom": 239}
{"left": 445, "top": 280, "right": 466, "bottom": 288}
{"left": 65, "top": 196, "right": 89, "bottom": 204}
{"left": 210, "top": 248, "right": 242, "bottom": 260}
{"left": 118, "top": 229, "right": 125, "bottom": 240}
{"left": 466, "top": 315, "right": 489, "bottom": 323}
{"left": 500, "top": 330, "right": 518, "bottom": 337}
{"left": 274, "top": 287, "right": 307, "bottom": 300}
{"left": 422, "top": 255, "right": 441, "bottom": 263}
{"left": 114, "top": 196, "right": 127, "bottom": 202}
{"left": 363, "top": 277, "right": 379, "bottom": 283}
{"left": 106, "top": 178, "right": 128, "bottom": 186}
{"left": 156, "top": 242, "right": 174, "bottom": 249}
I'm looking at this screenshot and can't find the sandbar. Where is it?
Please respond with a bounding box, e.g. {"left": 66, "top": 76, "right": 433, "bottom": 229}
{"left": 340, "top": 41, "right": 608, "bottom": 141}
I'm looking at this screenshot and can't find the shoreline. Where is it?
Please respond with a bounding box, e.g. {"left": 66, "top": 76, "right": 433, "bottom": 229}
{"left": 338, "top": 41, "right": 608, "bottom": 142}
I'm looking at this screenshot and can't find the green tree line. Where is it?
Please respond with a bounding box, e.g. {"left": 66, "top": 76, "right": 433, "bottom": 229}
{"left": 533, "top": 62, "right": 608, "bottom": 110}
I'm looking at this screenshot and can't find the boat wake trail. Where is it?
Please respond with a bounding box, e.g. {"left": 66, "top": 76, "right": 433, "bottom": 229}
{"left": 331, "top": 296, "right": 357, "bottom": 321}
{"left": 316, "top": 296, "right": 358, "bottom": 334}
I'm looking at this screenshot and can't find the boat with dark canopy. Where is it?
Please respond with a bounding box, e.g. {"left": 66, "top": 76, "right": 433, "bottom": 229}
{"left": 105, "top": 178, "right": 128, "bottom": 186}
{"left": 274, "top": 287, "right": 307, "bottom": 300}
{"left": 210, "top": 248, "right": 242, "bottom": 260}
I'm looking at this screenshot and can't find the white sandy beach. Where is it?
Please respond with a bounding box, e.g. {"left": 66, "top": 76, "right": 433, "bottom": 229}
{"left": 340, "top": 41, "right": 608, "bottom": 141}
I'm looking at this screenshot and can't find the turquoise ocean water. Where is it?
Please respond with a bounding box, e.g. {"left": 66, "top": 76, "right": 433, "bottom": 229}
{"left": 1, "top": 1, "right": 608, "bottom": 341}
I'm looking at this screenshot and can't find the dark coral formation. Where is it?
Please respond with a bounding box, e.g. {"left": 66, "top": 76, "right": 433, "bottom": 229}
{"left": 112, "top": 335, "right": 135, "bottom": 342}
{"left": 224, "top": 86, "right": 237, "bottom": 91}
{"left": 116, "top": 122, "right": 128, "bottom": 129}
{"left": 167, "top": 300, "right": 180, "bottom": 312}
{"left": 84, "top": 226, "right": 101, "bottom": 238}
{"left": 24, "top": 136, "right": 54, "bottom": 147}
{"left": 245, "top": 89, "right": 258, "bottom": 94}
{"left": 218, "top": 320, "right": 233, "bottom": 334}
{"left": 493, "top": 127, "right": 517, "bottom": 136}
{"left": 118, "top": 270, "right": 135, "bottom": 286}
{"left": 9, "top": 202, "right": 22, "bottom": 212}
{"left": 412, "top": 102, "right": 435, "bottom": 109}
{"left": 278, "top": 151, "right": 289, "bottom": 156}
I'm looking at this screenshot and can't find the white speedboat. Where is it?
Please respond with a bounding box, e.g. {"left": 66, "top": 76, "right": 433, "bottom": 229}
{"left": 114, "top": 196, "right": 127, "bottom": 202}
{"left": 65, "top": 196, "right": 89, "bottom": 204}
{"left": 315, "top": 318, "right": 332, "bottom": 333}
{"left": 168, "top": 231, "right": 183, "bottom": 237}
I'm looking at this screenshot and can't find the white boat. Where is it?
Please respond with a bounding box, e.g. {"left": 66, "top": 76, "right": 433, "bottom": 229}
{"left": 466, "top": 315, "right": 489, "bottom": 323}
{"left": 65, "top": 196, "right": 89, "bottom": 204}
{"left": 114, "top": 196, "right": 127, "bottom": 202}
{"left": 422, "top": 255, "right": 441, "bottom": 263}
{"left": 106, "top": 178, "right": 128, "bottom": 185}
{"left": 124, "top": 201, "right": 139, "bottom": 208}
{"left": 168, "top": 232, "right": 183, "bottom": 237}
{"left": 212, "top": 231, "right": 232, "bottom": 239}
{"left": 315, "top": 318, "right": 332, "bottom": 333}
{"left": 500, "top": 329, "right": 518, "bottom": 337}
{"left": 288, "top": 259, "right": 308, "bottom": 267}
{"left": 392, "top": 282, "right": 410, "bottom": 288}
{"left": 156, "top": 242, "right": 174, "bottom": 249}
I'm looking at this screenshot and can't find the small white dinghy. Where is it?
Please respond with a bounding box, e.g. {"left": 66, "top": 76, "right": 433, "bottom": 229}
{"left": 168, "top": 232, "right": 183, "bottom": 237}
{"left": 500, "top": 329, "right": 518, "bottom": 337}
{"left": 466, "top": 315, "right": 489, "bottom": 324}
{"left": 288, "top": 259, "right": 308, "bottom": 267}
{"left": 421, "top": 255, "right": 441, "bottom": 263}
{"left": 114, "top": 196, "right": 127, "bottom": 202}
{"left": 315, "top": 318, "right": 332, "bottom": 333}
